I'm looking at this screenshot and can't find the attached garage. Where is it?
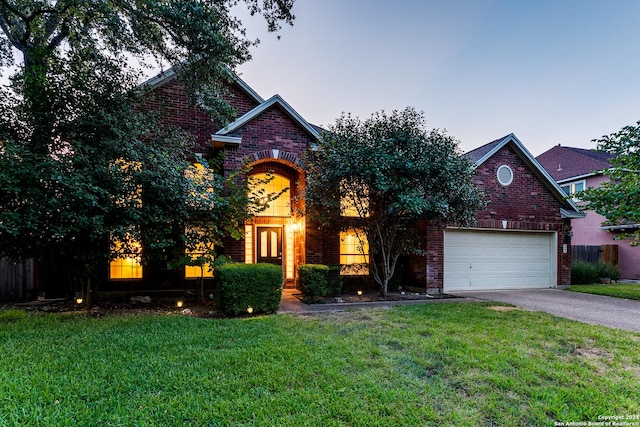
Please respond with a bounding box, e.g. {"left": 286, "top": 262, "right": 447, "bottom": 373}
{"left": 444, "top": 228, "right": 557, "bottom": 291}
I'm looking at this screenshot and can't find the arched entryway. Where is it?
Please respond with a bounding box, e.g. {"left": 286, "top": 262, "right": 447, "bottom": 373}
{"left": 243, "top": 157, "right": 305, "bottom": 288}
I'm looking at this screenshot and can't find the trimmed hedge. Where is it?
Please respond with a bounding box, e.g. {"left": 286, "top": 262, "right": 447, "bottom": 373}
{"left": 571, "top": 261, "right": 621, "bottom": 284}
{"left": 215, "top": 263, "right": 283, "bottom": 316}
{"left": 298, "top": 264, "right": 343, "bottom": 303}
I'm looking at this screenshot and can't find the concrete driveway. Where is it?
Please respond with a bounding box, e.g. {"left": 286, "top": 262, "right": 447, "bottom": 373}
{"left": 452, "top": 289, "right": 640, "bottom": 333}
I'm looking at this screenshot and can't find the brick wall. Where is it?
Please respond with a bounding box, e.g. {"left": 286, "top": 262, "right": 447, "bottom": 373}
{"left": 419, "top": 144, "right": 572, "bottom": 290}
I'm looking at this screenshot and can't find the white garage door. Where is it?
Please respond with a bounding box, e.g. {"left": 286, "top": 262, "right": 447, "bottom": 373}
{"left": 444, "top": 229, "right": 556, "bottom": 291}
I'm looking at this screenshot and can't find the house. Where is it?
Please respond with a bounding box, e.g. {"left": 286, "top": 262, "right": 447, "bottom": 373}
{"left": 419, "top": 134, "right": 583, "bottom": 293}
{"left": 97, "top": 72, "right": 584, "bottom": 295}
{"left": 536, "top": 144, "right": 640, "bottom": 280}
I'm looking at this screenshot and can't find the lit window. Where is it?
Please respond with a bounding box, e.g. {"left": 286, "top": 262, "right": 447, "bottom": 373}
{"left": 185, "top": 162, "right": 215, "bottom": 209}
{"left": 249, "top": 173, "right": 290, "bottom": 217}
{"left": 340, "top": 179, "right": 369, "bottom": 217}
{"left": 184, "top": 225, "right": 214, "bottom": 279}
{"left": 340, "top": 229, "right": 369, "bottom": 275}
{"left": 110, "top": 237, "right": 142, "bottom": 279}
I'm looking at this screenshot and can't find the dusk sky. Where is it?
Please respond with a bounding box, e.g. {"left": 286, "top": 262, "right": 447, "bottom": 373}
{"left": 235, "top": 0, "right": 640, "bottom": 156}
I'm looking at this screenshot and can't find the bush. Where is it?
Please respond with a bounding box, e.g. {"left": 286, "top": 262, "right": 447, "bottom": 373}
{"left": 571, "top": 261, "right": 621, "bottom": 284}
{"left": 326, "top": 265, "right": 343, "bottom": 296}
{"left": 215, "top": 263, "right": 283, "bottom": 316}
{"left": 596, "top": 263, "right": 621, "bottom": 281}
{"left": 298, "top": 264, "right": 329, "bottom": 303}
{"left": 571, "top": 261, "right": 599, "bottom": 285}
{"left": 298, "top": 264, "right": 343, "bottom": 303}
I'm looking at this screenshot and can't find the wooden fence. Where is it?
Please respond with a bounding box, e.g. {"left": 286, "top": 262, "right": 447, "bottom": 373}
{"left": 0, "top": 259, "right": 34, "bottom": 301}
{"left": 572, "top": 244, "right": 618, "bottom": 265}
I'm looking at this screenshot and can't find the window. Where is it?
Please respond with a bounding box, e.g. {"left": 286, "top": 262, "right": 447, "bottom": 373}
{"left": 561, "top": 180, "right": 586, "bottom": 197}
{"left": 248, "top": 173, "right": 290, "bottom": 217}
{"left": 340, "top": 179, "right": 369, "bottom": 217}
{"left": 497, "top": 165, "right": 513, "bottom": 186}
{"left": 184, "top": 226, "right": 214, "bottom": 279}
{"left": 109, "top": 237, "right": 142, "bottom": 279}
{"left": 340, "top": 229, "right": 369, "bottom": 275}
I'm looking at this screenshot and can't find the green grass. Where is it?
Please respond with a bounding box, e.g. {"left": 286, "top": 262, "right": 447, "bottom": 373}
{"left": 1, "top": 304, "right": 639, "bottom": 426}
{"left": 568, "top": 283, "right": 640, "bottom": 300}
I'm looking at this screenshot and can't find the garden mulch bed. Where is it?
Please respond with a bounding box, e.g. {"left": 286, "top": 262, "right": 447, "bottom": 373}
{"left": 296, "top": 290, "right": 460, "bottom": 304}
{"left": 8, "top": 297, "right": 223, "bottom": 318}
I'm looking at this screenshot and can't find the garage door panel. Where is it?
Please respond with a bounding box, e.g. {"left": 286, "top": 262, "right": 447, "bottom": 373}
{"left": 444, "top": 230, "right": 556, "bottom": 291}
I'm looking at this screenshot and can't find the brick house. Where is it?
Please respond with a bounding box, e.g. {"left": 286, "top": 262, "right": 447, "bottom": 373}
{"left": 104, "top": 71, "right": 582, "bottom": 294}
{"left": 537, "top": 145, "right": 640, "bottom": 280}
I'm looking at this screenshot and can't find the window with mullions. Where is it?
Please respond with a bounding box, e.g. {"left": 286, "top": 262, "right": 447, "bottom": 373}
{"left": 561, "top": 180, "right": 585, "bottom": 198}
{"left": 109, "top": 237, "right": 143, "bottom": 279}
{"left": 340, "top": 229, "right": 369, "bottom": 275}
{"left": 249, "top": 173, "right": 291, "bottom": 217}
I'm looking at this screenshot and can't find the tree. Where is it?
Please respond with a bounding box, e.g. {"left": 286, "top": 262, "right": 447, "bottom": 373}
{"left": 580, "top": 121, "right": 640, "bottom": 246}
{"left": 304, "top": 108, "right": 484, "bottom": 296}
{"left": 0, "top": 0, "right": 295, "bottom": 300}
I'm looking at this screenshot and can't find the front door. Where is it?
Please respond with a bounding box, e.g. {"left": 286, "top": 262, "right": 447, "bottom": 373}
{"left": 256, "top": 227, "right": 283, "bottom": 265}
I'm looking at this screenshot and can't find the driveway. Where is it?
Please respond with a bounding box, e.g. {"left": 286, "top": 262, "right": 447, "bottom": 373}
{"left": 452, "top": 289, "right": 640, "bottom": 333}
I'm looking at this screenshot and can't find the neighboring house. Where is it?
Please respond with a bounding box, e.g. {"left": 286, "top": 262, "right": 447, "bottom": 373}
{"left": 537, "top": 144, "right": 640, "bottom": 280}
{"left": 31, "top": 71, "right": 584, "bottom": 298}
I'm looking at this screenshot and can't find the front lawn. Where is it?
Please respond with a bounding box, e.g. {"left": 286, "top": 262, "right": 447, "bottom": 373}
{"left": 1, "top": 304, "right": 639, "bottom": 426}
{"left": 568, "top": 283, "right": 640, "bottom": 301}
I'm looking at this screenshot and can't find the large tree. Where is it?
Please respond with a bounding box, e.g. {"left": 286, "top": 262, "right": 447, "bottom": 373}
{"left": 305, "top": 108, "right": 485, "bottom": 296}
{"left": 580, "top": 121, "right": 640, "bottom": 245}
{"left": 0, "top": 0, "right": 295, "bottom": 299}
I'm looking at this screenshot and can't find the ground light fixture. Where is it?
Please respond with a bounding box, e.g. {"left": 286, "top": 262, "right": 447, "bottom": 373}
{"left": 247, "top": 306, "right": 254, "bottom": 314}
{"left": 357, "top": 290, "right": 363, "bottom": 300}
{"left": 176, "top": 301, "right": 183, "bottom": 308}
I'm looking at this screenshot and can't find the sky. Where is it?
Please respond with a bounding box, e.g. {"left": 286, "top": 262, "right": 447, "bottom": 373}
{"left": 234, "top": 0, "right": 640, "bottom": 156}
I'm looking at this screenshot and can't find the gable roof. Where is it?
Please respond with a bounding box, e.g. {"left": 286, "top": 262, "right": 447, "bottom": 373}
{"left": 142, "top": 67, "right": 265, "bottom": 105}
{"left": 465, "top": 134, "right": 584, "bottom": 219}
{"left": 536, "top": 145, "right": 613, "bottom": 182}
{"left": 212, "top": 94, "right": 320, "bottom": 145}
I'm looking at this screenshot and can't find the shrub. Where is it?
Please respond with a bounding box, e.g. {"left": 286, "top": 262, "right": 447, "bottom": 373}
{"left": 596, "top": 263, "right": 621, "bottom": 281}
{"left": 326, "top": 265, "right": 343, "bottom": 296}
{"left": 215, "top": 263, "right": 283, "bottom": 316}
{"left": 571, "top": 261, "right": 599, "bottom": 285}
{"left": 298, "top": 264, "right": 344, "bottom": 303}
{"left": 571, "top": 261, "right": 621, "bottom": 284}
{"left": 298, "top": 264, "right": 329, "bottom": 303}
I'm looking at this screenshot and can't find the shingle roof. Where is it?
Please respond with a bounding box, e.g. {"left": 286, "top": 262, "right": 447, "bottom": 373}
{"left": 536, "top": 145, "right": 613, "bottom": 182}
{"left": 464, "top": 135, "right": 511, "bottom": 164}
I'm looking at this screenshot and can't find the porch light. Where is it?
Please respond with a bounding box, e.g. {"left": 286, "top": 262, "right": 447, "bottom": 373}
{"left": 176, "top": 301, "right": 184, "bottom": 308}
{"left": 247, "top": 306, "right": 254, "bottom": 314}
{"left": 290, "top": 223, "right": 300, "bottom": 233}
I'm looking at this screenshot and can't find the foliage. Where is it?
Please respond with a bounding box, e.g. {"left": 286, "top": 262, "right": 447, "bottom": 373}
{"left": 571, "top": 261, "right": 599, "bottom": 284}
{"left": 580, "top": 120, "right": 640, "bottom": 245}
{"left": 596, "top": 262, "right": 621, "bottom": 281}
{"left": 571, "top": 261, "right": 621, "bottom": 284}
{"left": 569, "top": 283, "right": 640, "bottom": 300}
{"left": 1, "top": 304, "right": 639, "bottom": 425}
{"left": 305, "top": 107, "right": 485, "bottom": 296}
{"left": 215, "top": 263, "right": 283, "bottom": 316}
{"left": 298, "top": 264, "right": 342, "bottom": 303}
{"left": 0, "top": 0, "right": 295, "bottom": 298}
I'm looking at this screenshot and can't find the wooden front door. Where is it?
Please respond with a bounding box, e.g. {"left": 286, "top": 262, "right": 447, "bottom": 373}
{"left": 256, "top": 227, "right": 282, "bottom": 265}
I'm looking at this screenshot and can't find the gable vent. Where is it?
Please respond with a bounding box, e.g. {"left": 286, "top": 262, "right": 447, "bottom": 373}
{"left": 497, "top": 165, "right": 513, "bottom": 186}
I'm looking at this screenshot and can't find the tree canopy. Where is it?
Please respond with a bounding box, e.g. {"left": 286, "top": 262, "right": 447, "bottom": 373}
{"left": 304, "top": 107, "right": 485, "bottom": 296}
{"left": 580, "top": 121, "right": 640, "bottom": 245}
{"left": 0, "top": 0, "right": 295, "bottom": 298}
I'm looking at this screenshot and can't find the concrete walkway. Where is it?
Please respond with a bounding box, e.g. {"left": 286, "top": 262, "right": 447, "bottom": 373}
{"left": 452, "top": 289, "right": 640, "bottom": 333}
{"left": 280, "top": 288, "right": 640, "bottom": 333}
